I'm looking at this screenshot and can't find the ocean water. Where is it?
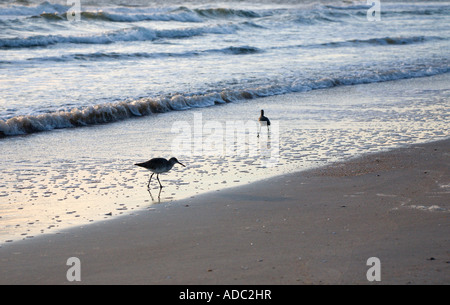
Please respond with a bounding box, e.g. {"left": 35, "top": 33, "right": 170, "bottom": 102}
{"left": 0, "top": 0, "right": 449, "bottom": 134}
{"left": 0, "top": 0, "right": 449, "bottom": 243}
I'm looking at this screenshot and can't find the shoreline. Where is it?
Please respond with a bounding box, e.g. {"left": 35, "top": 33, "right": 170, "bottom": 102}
{"left": 1, "top": 71, "right": 449, "bottom": 139}
{"left": 1, "top": 73, "right": 449, "bottom": 244}
{"left": 0, "top": 138, "right": 448, "bottom": 284}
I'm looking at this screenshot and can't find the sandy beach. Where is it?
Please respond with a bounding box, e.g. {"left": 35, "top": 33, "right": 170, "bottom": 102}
{"left": 1, "top": 0, "right": 449, "bottom": 288}
{"left": 0, "top": 138, "right": 448, "bottom": 285}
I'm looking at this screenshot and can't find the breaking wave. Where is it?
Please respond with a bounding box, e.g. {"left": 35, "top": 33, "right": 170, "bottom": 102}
{"left": 1, "top": 65, "right": 448, "bottom": 138}
{"left": 0, "top": 2, "right": 266, "bottom": 22}
{"left": 0, "top": 24, "right": 238, "bottom": 49}
{"left": 312, "top": 35, "right": 446, "bottom": 48}
{"left": 0, "top": 45, "right": 262, "bottom": 64}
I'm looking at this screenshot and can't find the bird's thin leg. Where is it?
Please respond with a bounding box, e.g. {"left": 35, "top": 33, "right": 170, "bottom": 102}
{"left": 157, "top": 174, "right": 163, "bottom": 189}
{"left": 147, "top": 188, "right": 155, "bottom": 201}
{"left": 147, "top": 173, "right": 154, "bottom": 189}
{"left": 257, "top": 123, "right": 261, "bottom": 138}
{"left": 157, "top": 187, "right": 162, "bottom": 200}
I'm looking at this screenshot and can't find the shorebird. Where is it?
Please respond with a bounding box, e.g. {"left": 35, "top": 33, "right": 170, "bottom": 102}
{"left": 135, "top": 157, "right": 186, "bottom": 189}
{"left": 258, "top": 109, "right": 271, "bottom": 137}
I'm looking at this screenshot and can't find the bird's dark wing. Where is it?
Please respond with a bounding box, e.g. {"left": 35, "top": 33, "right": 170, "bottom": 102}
{"left": 136, "top": 158, "right": 166, "bottom": 170}
{"left": 259, "top": 116, "right": 271, "bottom": 126}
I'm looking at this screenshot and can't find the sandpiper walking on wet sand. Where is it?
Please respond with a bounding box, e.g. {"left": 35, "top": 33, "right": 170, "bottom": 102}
{"left": 135, "top": 157, "right": 186, "bottom": 189}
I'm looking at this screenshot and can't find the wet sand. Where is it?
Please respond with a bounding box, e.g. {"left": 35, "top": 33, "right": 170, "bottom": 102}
{"left": 1, "top": 73, "right": 449, "bottom": 244}
{"left": 0, "top": 73, "right": 450, "bottom": 245}
{"left": 0, "top": 139, "right": 448, "bottom": 285}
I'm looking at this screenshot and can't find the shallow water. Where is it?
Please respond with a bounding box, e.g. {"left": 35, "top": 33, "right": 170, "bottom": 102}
{"left": 0, "top": 74, "right": 449, "bottom": 243}
{"left": 0, "top": 0, "right": 449, "bottom": 135}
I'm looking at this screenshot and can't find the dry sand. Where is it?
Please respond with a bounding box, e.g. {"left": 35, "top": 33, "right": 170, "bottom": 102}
{"left": 0, "top": 139, "right": 449, "bottom": 285}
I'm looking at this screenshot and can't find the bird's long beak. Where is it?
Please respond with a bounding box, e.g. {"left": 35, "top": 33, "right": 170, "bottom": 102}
{"left": 178, "top": 161, "right": 186, "bottom": 167}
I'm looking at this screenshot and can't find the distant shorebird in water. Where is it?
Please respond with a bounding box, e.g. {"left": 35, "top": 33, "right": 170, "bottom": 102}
{"left": 135, "top": 157, "right": 186, "bottom": 189}
{"left": 257, "top": 109, "right": 271, "bottom": 137}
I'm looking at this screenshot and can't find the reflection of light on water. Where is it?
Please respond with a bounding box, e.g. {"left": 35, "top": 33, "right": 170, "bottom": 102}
{"left": 1, "top": 75, "right": 449, "bottom": 244}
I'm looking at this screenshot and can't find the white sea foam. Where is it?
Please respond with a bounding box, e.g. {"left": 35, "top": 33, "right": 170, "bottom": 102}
{"left": 0, "top": 1, "right": 449, "bottom": 137}
{"left": 0, "top": 24, "right": 239, "bottom": 48}
{"left": 1, "top": 64, "right": 449, "bottom": 137}
{"left": 408, "top": 205, "right": 447, "bottom": 212}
